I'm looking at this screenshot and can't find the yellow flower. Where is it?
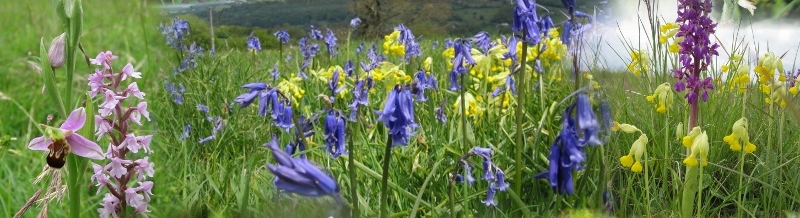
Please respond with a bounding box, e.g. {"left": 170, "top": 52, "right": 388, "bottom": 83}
{"left": 755, "top": 52, "right": 783, "bottom": 84}
{"left": 675, "top": 122, "right": 685, "bottom": 141}
{"left": 683, "top": 130, "right": 709, "bottom": 167}
{"left": 277, "top": 75, "right": 306, "bottom": 106}
{"left": 620, "top": 134, "right": 648, "bottom": 173}
{"left": 382, "top": 30, "right": 405, "bottom": 57}
{"left": 723, "top": 117, "right": 753, "bottom": 152}
{"left": 645, "top": 83, "right": 673, "bottom": 113}
{"left": 423, "top": 57, "right": 433, "bottom": 73}
{"left": 627, "top": 50, "right": 649, "bottom": 76}
{"left": 452, "top": 92, "right": 484, "bottom": 119}
{"left": 611, "top": 121, "right": 641, "bottom": 133}
{"left": 682, "top": 127, "right": 702, "bottom": 148}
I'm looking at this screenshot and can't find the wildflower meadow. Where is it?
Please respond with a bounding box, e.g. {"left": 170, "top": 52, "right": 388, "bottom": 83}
{"left": 2, "top": 0, "right": 800, "bottom": 217}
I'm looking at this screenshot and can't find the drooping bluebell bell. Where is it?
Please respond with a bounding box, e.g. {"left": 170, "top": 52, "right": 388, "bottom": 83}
{"left": 503, "top": 35, "right": 518, "bottom": 62}
{"left": 375, "top": 85, "right": 417, "bottom": 147}
{"left": 444, "top": 38, "right": 454, "bottom": 49}
{"left": 350, "top": 17, "right": 361, "bottom": 28}
{"left": 561, "top": 0, "right": 576, "bottom": 16}
{"left": 482, "top": 186, "right": 497, "bottom": 207}
{"left": 189, "top": 42, "right": 204, "bottom": 56}
{"left": 258, "top": 89, "right": 278, "bottom": 117}
{"left": 309, "top": 25, "right": 323, "bottom": 40}
{"left": 434, "top": 100, "right": 447, "bottom": 124}
{"left": 348, "top": 77, "right": 372, "bottom": 121}
{"left": 199, "top": 135, "right": 215, "bottom": 144}
{"left": 360, "top": 43, "right": 383, "bottom": 73}
{"left": 247, "top": 33, "right": 262, "bottom": 52}
{"left": 197, "top": 104, "right": 209, "bottom": 113}
{"left": 412, "top": 69, "right": 435, "bottom": 102}
{"left": 270, "top": 64, "right": 280, "bottom": 80}
{"left": 493, "top": 74, "right": 518, "bottom": 97}
{"left": 265, "top": 135, "right": 341, "bottom": 198}
{"left": 432, "top": 41, "right": 439, "bottom": 50}
{"left": 576, "top": 93, "right": 601, "bottom": 146}
{"left": 164, "top": 81, "right": 185, "bottom": 105}
{"left": 324, "top": 29, "right": 338, "bottom": 57}
{"left": 512, "top": 0, "right": 542, "bottom": 44}
{"left": 285, "top": 54, "right": 292, "bottom": 62}
{"left": 344, "top": 60, "right": 355, "bottom": 77}
{"left": 393, "top": 24, "right": 422, "bottom": 62}
{"left": 494, "top": 169, "right": 509, "bottom": 191}
{"left": 448, "top": 39, "right": 476, "bottom": 91}
{"left": 472, "top": 31, "right": 493, "bottom": 54}
{"left": 356, "top": 41, "right": 364, "bottom": 54}
{"left": 179, "top": 123, "right": 191, "bottom": 141}
{"left": 274, "top": 30, "right": 290, "bottom": 44}
{"left": 323, "top": 110, "right": 347, "bottom": 158}
{"left": 160, "top": 17, "right": 190, "bottom": 49}
{"left": 462, "top": 163, "right": 476, "bottom": 185}
{"left": 275, "top": 101, "right": 295, "bottom": 132}
{"left": 234, "top": 82, "right": 268, "bottom": 108}
{"left": 328, "top": 69, "right": 343, "bottom": 103}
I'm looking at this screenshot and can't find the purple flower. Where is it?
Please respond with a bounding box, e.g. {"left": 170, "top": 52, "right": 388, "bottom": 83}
{"left": 179, "top": 123, "right": 191, "bottom": 142}
{"left": 432, "top": 41, "right": 440, "bottom": 50}
{"left": 265, "top": 136, "right": 341, "bottom": 198}
{"left": 160, "top": 17, "right": 190, "bottom": 49}
{"left": 270, "top": 64, "right": 280, "bottom": 80}
{"left": 512, "top": 0, "right": 541, "bottom": 44}
{"left": 29, "top": 107, "right": 105, "bottom": 168}
{"left": 196, "top": 104, "right": 209, "bottom": 114}
{"left": 472, "top": 31, "right": 493, "bottom": 54}
{"left": 448, "top": 39, "right": 476, "bottom": 91}
{"left": 560, "top": 0, "right": 576, "bottom": 15}
{"left": 324, "top": 111, "right": 347, "bottom": 158}
{"left": 394, "top": 24, "right": 421, "bottom": 61}
{"left": 356, "top": 42, "right": 364, "bottom": 54}
{"left": 164, "top": 82, "right": 185, "bottom": 105}
{"left": 274, "top": 30, "right": 290, "bottom": 44}
{"left": 247, "top": 33, "right": 261, "bottom": 52}
{"left": 348, "top": 77, "right": 371, "bottom": 120}
{"left": 672, "top": 0, "right": 718, "bottom": 104}
{"left": 376, "top": 85, "right": 417, "bottom": 147}
{"left": 309, "top": 25, "right": 323, "bottom": 40}
{"left": 324, "top": 29, "right": 338, "bottom": 57}
{"left": 328, "top": 69, "right": 343, "bottom": 103}
{"left": 412, "top": 69, "right": 433, "bottom": 102}
{"left": 435, "top": 100, "right": 447, "bottom": 124}
{"left": 275, "top": 101, "right": 295, "bottom": 132}
{"left": 463, "top": 164, "right": 476, "bottom": 185}
{"left": 576, "top": 93, "right": 601, "bottom": 145}
{"left": 344, "top": 60, "right": 355, "bottom": 77}
{"left": 494, "top": 169, "right": 509, "bottom": 191}
{"left": 482, "top": 187, "right": 497, "bottom": 206}
{"left": 350, "top": 17, "right": 361, "bottom": 28}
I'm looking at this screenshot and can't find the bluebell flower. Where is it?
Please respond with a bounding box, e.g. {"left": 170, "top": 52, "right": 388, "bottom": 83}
{"left": 538, "top": 15, "right": 555, "bottom": 33}
{"left": 324, "top": 111, "right": 347, "bottom": 158}
{"left": 576, "top": 93, "right": 601, "bottom": 145}
{"left": 472, "top": 31, "right": 493, "bottom": 54}
{"left": 265, "top": 136, "right": 341, "bottom": 198}
{"left": 375, "top": 85, "right": 417, "bottom": 147}
{"left": 454, "top": 174, "right": 464, "bottom": 183}
{"left": 324, "top": 29, "right": 338, "bottom": 57}
{"left": 350, "top": 17, "right": 361, "bottom": 28}
{"left": 448, "top": 39, "right": 476, "bottom": 91}
{"left": 482, "top": 187, "right": 497, "bottom": 206}
{"left": 482, "top": 159, "right": 494, "bottom": 180}
{"left": 356, "top": 42, "right": 364, "bottom": 54}
{"left": 160, "top": 17, "right": 190, "bottom": 49}
{"left": 275, "top": 101, "right": 295, "bottom": 132}
{"left": 412, "top": 69, "right": 432, "bottom": 102}
{"left": 197, "top": 104, "right": 209, "bottom": 113}
{"left": 199, "top": 135, "right": 215, "bottom": 144}
{"left": 472, "top": 147, "right": 492, "bottom": 159}
{"left": 344, "top": 60, "right": 355, "bottom": 77}
{"left": 179, "top": 123, "right": 191, "bottom": 141}
{"left": 463, "top": 163, "right": 476, "bottom": 185}
{"left": 189, "top": 42, "right": 204, "bottom": 56}
{"left": 270, "top": 64, "right": 280, "bottom": 80}
{"left": 165, "top": 81, "right": 185, "bottom": 105}
{"left": 259, "top": 90, "right": 278, "bottom": 117}
{"left": 512, "top": 0, "right": 542, "bottom": 44}
{"left": 295, "top": 113, "right": 318, "bottom": 138}
{"left": 309, "top": 25, "right": 323, "bottom": 40}
{"left": 348, "top": 77, "right": 371, "bottom": 121}
{"left": 247, "top": 33, "right": 262, "bottom": 52}
{"left": 274, "top": 30, "right": 290, "bottom": 44}
{"left": 234, "top": 82, "right": 268, "bottom": 108}
{"left": 432, "top": 41, "right": 439, "bottom": 50}
{"left": 328, "top": 69, "right": 343, "bottom": 103}
{"left": 494, "top": 169, "right": 509, "bottom": 191}
{"left": 285, "top": 54, "right": 292, "bottom": 62}
{"left": 444, "top": 38, "right": 454, "bottom": 49}
{"left": 394, "top": 24, "right": 421, "bottom": 61}
{"left": 493, "top": 75, "right": 518, "bottom": 97}
{"left": 562, "top": 20, "right": 574, "bottom": 47}
{"left": 434, "top": 100, "right": 447, "bottom": 124}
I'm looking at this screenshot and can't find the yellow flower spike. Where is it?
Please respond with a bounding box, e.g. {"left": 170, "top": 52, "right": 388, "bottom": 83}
{"left": 683, "top": 131, "right": 709, "bottom": 167}
{"left": 744, "top": 142, "right": 756, "bottom": 153}
{"left": 682, "top": 127, "right": 702, "bottom": 148}
{"left": 620, "top": 155, "right": 634, "bottom": 167}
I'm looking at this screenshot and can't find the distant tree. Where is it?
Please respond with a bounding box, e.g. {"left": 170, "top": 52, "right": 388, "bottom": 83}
{"left": 349, "top": 0, "right": 452, "bottom": 38}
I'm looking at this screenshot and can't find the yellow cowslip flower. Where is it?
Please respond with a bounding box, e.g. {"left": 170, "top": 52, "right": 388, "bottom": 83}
{"left": 682, "top": 127, "right": 702, "bottom": 148}
{"left": 423, "top": 57, "right": 433, "bottom": 73}
{"left": 659, "top": 22, "right": 680, "bottom": 44}
{"left": 755, "top": 52, "right": 783, "bottom": 84}
{"left": 683, "top": 131, "right": 709, "bottom": 167}
{"left": 620, "top": 134, "right": 649, "bottom": 173}
{"left": 723, "top": 117, "right": 756, "bottom": 153}
{"left": 668, "top": 37, "right": 684, "bottom": 53}
{"left": 646, "top": 83, "right": 674, "bottom": 113}
{"left": 452, "top": 92, "right": 484, "bottom": 119}
{"left": 675, "top": 122, "right": 685, "bottom": 141}
{"left": 277, "top": 74, "right": 306, "bottom": 106}
{"left": 373, "top": 61, "right": 410, "bottom": 90}
{"left": 627, "top": 50, "right": 649, "bottom": 76}
{"left": 764, "top": 81, "right": 790, "bottom": 108}
{"left": 382, "top": 30, "right": 405, "bottom": 57}
{"left": 611, "top": 121, "right": 641, "bottom": 133}
{"left": 720, "top": 54, "right": 751, "bottom": 93}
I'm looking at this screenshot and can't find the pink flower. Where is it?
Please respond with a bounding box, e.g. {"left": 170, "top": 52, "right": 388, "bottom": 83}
{"left": 124, "top": 133, "right": 152, "bottom": 153}
{"left": 124, "top": 187, "right": 145, "bottom": 208}
{"left": 130, "top": 102, "right": 150, "bottom": 125}
{"left": 125, "top": 82, "right": 145, "bottom": 99}
{"left": 28, "top": 108, "right": 105, "bottom": 164}
{"left": 99, "top": 90, "right": 125, "bottom": 116}
{"left": 120, "top": 63, "right": 141, "bottom": 81}
{"left": 98, "top": 193, "right": 120, "bottom": 218}
{"left": 136, "top": 181, "right": 154, "bottom": 201}
{"left": 90, "top": 51, "right": 118, "bottom": 70}
{"left": 88, "top": 69, "right": 106, "bottom": 98}
{"left": 134, "top": 157, "right": 155, "bottom": 180}
{"left": 95, "top": 116, "right": 113, "bottom": 140}
{"left": 106, "top": 157, "right": 132, "bottom": 178}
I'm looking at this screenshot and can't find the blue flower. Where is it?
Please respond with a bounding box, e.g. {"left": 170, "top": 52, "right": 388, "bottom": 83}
{"left": 348, "top": 77, "right": 371, "bottom": 121}
{"left": 394, "top": 24, "right": 421, "bottom": 61}
{"left": 199, "top": 135, "right": 215, "bottom": 144}
{"left": 576, "top": 93, "right": 601, "bottom": 146}
{"left": 463, "top": 163, "right": 476, "bottom": 185}
{"left": 376, "top": 85, "right": 417, "bottom": 147}
{"left": 482, "top": 187, "right": 497, "bottom": 207}
{"left": 308, "top": 25, "right": 323, "bottom": 40}
{"left": 561, "top": 0, "right": 576, "bottom": 15}
{"left": 324, "top": 29, "right": 338, "bottom": 57}
{"left": 512, "top": 0, "right": 542, "bottom": 44}
{"left": 234, "top": 82, "right": 268, "bottom": 108}
{"left": 356, "top": 42, "right": 364, "bottom": 54}
{"left": 275, "top": 101, "right": 295, "bottom": 132}
{"left": 189, "top": 42, "right": 204, "bottom": 56}
{"left": 344, "top": 60, "right": 355, "bottom": 77}
{"left": 434, "top": 100, "right": 447, "bottom": 124}
{"left": 494, "top": 169, "right": 509, "bottom": 191}
{"left": 448, "top": 39, "right": 475, "bottom": 91}
{"left": 444, "top": 38, "right": 454, "bottom": 49}
{"left": 432, "top": 41, "right": 440, "bottom": 50}
{"left": 265, "top": 135, "right": 340, "bottom": 198}
{"left": 412, "top": 69, "right": 433, "bottom": 102}
{"left": 472, "top": 31, "right": 493, "bottom": 54}
{"left": 160, "top": 17, "right": 190, "bottom": 49}
{"left": 247, "top": 33, "right": 261, "bottom": 52}
{"left": 274, "top": 30, "right": 290, "bottom": 44}
{"left": 196, "top": 104, "right": 209, "bottom": 114}
{"left": 179, "top": 123, "right": 191, "bottom": 141}
{"left": 328, "top": 69, "right": 342, "bottom": 103}
{"left": 165, "top": 81, "right": 185, "bottom": 105}
{"left": 270, "top": 64, "right": 280, "bottom": 80}
{"left": 350, "top": 17, "right": 361, "bottom": 28}
{"left": 258, "top": 90, "right": 278, "bottom": 117}
{"left": 324, "top": 111, "right": 347, "bottom": 158}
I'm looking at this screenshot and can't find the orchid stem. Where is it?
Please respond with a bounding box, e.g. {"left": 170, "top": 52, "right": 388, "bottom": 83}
{"left": 379, "top": 135, "right": 393, "bottom": 218}
{"left": 513, "top": 31, "right": 529, "bottom": 209}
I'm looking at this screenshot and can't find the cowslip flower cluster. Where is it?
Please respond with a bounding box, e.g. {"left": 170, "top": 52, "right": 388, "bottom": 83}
{"left": 646, "top": 83, "right": 674, "bottom": 113}
{"left": 721, "top": 54, "right": 751, "bottom": 92}
{"left": 672, "top": 0, "right": 719, "bottom": 104}
{"left": 627, "top": 50, "right": 649, "bottom": 76}
{"left": 454, "top": 147, "right": 509, "bottom": 207}
{"left": 723, "top": 117, "right": 756, "bottom": 153}
{"left": 659, "top": 22, "right": 683, "bottom": 53}
{"left": 612, "top": 122, "right": 648, "bottom": 173}
{"left": 86, "top": 51, "right": 154, "bottom": 217}
{"left": 683, "top": 127, "right": 710, "bottom": 167}
{"left": 535, "top": 93, "right": 606, "bottom": 194}
{"left": 376, "top": 85, "right": 417, "bottom": 147}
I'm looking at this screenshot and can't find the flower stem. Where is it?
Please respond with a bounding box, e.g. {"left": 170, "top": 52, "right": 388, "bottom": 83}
{"left": 66, "top": 155, "right": 83, "bottom": 218}
{"left": 513, "top": 32, "right": 529, "bottom": 205}
{"left": 379, "top": 135, "right": 393, "bottom": 218}
{"left": 644, "top": 150, "right": 651, "bottom": 217}
{"left": 348, "top": 118, "right": 359, "bottom": 217}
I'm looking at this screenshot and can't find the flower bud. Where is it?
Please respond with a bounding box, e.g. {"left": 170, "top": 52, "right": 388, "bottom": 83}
{"left": 48, "top": 33, "right": 66, "bottom": 68}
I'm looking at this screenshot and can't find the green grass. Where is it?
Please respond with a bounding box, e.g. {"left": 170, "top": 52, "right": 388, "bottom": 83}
{"left": 2, "top": 0, "right": 800, "bottom": 217}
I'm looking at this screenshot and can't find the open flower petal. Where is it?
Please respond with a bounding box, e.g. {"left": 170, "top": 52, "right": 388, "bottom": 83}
{"left": 29, "top": 136, "right": 52, "bottom": 151}
{"left": 66, "top": 134, "right": 105, "bottom": 159}
{"left": 61, "top": 107, "right": 87, "bottom": 131}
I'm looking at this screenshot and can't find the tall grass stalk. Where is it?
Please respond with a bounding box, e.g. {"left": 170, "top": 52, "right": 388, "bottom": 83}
{"left": 379, "top": 135, "right": 393, "bottom": 218}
